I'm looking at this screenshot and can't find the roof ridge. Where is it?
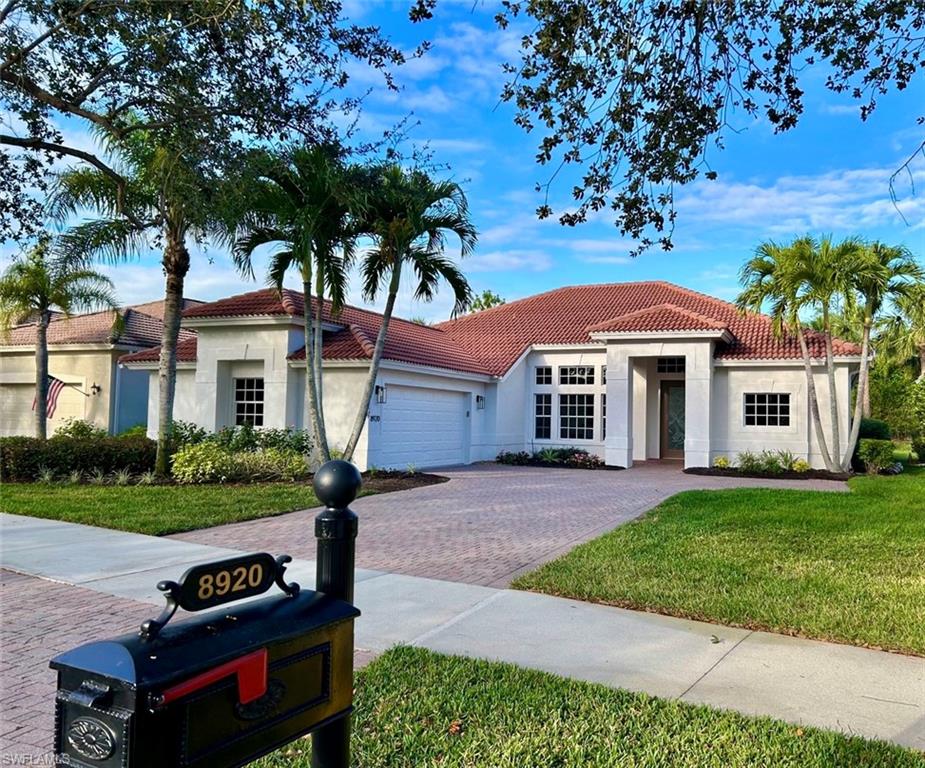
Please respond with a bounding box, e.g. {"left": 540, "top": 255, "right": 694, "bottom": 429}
{"left": 348, "top": 324, "right": 377, "bottom": 356}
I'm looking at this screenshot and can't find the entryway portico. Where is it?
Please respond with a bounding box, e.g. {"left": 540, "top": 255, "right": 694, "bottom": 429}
{"left": 594, "top": 316, "right": 733, "bottom": 468}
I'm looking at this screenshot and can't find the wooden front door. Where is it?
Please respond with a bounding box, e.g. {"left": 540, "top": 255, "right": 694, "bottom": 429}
{"left": 660, "top": 382, "right": 685, "bottom": 460}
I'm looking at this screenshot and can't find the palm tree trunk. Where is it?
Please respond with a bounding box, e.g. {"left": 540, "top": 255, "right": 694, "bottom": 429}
{"left": 842, "top": 321, "right": 872, "bottom": 471}
{"left": 797, "top": 324, "right": 836, "bottom": 472}
{"left": 34, "top": 311, "right": 49, "bottom": 440}
{"left": 343, "top": 261, "right": 401, "bottom": 462}
{"left": 302, "top": 274, "right": 327, "bottom": 467}
{"left": 918, "top": 346, "right": 925, "bottom": 382}
{"left": 862, "top": 374, "right": 871, "bottom": 418}
{"left": 312, "top": 266, "right": 330, "bottom": 462}
{"left": 154, "top": 235, "right": 189, "bottom": 477}
{"left": 822, "top": 308, "right": 841, "bottom": 461}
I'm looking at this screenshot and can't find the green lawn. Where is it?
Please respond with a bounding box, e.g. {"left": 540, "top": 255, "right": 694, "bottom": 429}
{"left": 514, "top": 468, "right": 925, "bottom": 656}
{"left": 0, "top": 482, "right": 364, "bottom": 535}
{"left": 255, "top": 647, "right": 923, "bottom": 768}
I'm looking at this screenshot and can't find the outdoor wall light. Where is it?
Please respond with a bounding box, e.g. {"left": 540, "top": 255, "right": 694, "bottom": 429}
{"left": 476, "top": 395, "right": 486, "bottom": 410}
{"left": 90, "top": 383, "right": 102, "bottom": 396}
{"left": 375, "top": 384, "right": 387, "bottom": 404}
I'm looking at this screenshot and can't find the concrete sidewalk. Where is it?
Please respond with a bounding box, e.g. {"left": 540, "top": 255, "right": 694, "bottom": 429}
{"left": 2, "top": 512, "right": 922, "bottom": 751}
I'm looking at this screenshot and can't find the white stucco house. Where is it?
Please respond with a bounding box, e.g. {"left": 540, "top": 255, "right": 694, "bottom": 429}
{"left": 120, "top": 281, "right": 861, "bottom": 470}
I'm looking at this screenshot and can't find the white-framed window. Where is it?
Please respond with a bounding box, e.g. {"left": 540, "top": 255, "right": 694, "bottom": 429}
{"left": 559, "top": 393, "right": 594, "bottom": 440}
{"left": 744, "top": 392, "right": 790, "bottom": 427}
{"left": 657, "top": 357, "right": 685, "bottom": 373}
{"left": 234, "top": 377, "right": 265, "bottom": 426}
{"left": 559, "top": 366, "right": 596, "bottom": 385}
{"left": 601, "top": 393, "right": 607, "bottom": 437}
{"left": 534, "top": 393, "right": 552, "bottom": 439}
{"left": 535, "top": 366, "right": 552, "bottom": 385}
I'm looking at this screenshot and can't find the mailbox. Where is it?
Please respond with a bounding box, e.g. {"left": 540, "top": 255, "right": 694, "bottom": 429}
{"left": 50, "top": 552, "right": 359, "bottom": 768}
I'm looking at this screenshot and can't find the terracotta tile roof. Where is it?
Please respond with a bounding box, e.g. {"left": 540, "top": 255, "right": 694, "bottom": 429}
{"left": 437, "top": 281, "right": 861, "bottom": 375}
{"left": 4, "top": 300, "right": 197, "bottom": 349}
{"left": 125, "top": 298, "right": 204, "bottom": 320}
{"left": 119, "top": 282, "right": 862, "bottom": 373}
{"left": 586, "top": 303, "right": 728, "bottom": 334}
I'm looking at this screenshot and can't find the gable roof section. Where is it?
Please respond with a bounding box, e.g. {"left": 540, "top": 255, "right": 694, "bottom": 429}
{"left": 437, "top": 281, "right": 860, "bottom": 375}
{"left": 586, "top": 303, "right": 728, "bottom": 334}
{"left": 4, "top": 301, "right": 197, "bottom": 349}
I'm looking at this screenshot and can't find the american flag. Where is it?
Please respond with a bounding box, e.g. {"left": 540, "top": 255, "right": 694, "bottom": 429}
{"left": 32, "top": 375, "right": 67, "bottom": 418}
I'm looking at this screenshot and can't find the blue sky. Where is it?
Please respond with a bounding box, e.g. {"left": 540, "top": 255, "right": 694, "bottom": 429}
{"left": 8, "top": 1, "right": 925, "bottom": 320}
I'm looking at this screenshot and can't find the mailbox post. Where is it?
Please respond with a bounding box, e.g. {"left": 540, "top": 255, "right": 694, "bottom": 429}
{"left": 311, "top": 460, "right": 362, "bottom": 768}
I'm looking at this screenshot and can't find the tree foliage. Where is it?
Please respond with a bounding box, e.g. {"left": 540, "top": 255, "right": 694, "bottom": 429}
{"left": 0, "top": 0, "right": 428, "bottom": 241}
{"left": 497, "top": 1, "right": 925, "bottom": 252}
{"left": 469, "top": 289, "right": 506, "bottom": 312}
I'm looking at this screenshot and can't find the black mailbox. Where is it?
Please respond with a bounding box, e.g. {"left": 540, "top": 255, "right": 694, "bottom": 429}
{"left": 50, "top": 552, "right": 359, "bottom": 768}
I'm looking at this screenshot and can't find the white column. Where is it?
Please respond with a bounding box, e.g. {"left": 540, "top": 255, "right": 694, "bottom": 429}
{"left": 605, "top": 344, "right": 633, "bottom": 468}
{"left": 684, "top": 343, "right": 713, "bottom": 468}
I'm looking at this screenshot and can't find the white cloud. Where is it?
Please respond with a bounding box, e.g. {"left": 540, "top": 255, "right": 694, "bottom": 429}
{"left": 820, "top": 103, "right": 861, "bottom": 116}
{"left": 466, "top": 249, "right": 553, "bottom": 272}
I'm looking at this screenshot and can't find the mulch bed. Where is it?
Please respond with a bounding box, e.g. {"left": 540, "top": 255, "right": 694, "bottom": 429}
{"left": 685, "top": 467, "right": 851, "bottom": 481}
{"left": 362, "top": 471, "right": 448, "bottom": 493}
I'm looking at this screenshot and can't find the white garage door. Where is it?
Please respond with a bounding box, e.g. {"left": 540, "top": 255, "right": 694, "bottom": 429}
{"left": 374, "top": 385, "right": 468, "bottom": 469}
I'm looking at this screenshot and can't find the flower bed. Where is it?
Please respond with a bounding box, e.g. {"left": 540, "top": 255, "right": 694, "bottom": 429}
{"left": 685, "top": 466, "right": 851, "bottom": 481}
{"left": 496, "top": 447, "right": 617, "bottom": 470}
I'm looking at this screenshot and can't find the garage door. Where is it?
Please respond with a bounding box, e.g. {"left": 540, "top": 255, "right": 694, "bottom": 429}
{"left": 373, "top": 385, "right": 468, "bottom": 469}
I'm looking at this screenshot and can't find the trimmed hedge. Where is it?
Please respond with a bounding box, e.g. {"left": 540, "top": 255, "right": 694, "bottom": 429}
{"left": 0, "top": 436, "right": 156, "bottom": 481}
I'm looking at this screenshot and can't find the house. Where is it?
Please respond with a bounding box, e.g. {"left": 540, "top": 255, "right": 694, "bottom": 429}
{"left": 120, "top": 282, "right": 861, "bottom": 470}
{"left": 0, "top": 300, "right": 200, "bottom": 436}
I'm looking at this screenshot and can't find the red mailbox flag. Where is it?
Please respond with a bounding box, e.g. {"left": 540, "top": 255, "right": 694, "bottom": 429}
{"left": 158, "top": 648, "right": 268, "bottom": 706}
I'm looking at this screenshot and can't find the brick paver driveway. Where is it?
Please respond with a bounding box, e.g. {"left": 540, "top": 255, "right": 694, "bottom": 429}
{"left": 174, "top": 463, "right": 846, "bottom": 587}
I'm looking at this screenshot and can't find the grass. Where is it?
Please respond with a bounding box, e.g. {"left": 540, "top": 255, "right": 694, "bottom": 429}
{"left": 514, "top": 467, "right": 925, "bottom": 656}
{"left": 0, "top": 482, "right": 375, "bottom": 535}
{"left": 255, "top": 646, "right": 924, "bottom": 768}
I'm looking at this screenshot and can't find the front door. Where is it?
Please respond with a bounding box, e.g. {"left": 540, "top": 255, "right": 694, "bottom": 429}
{"left": 660, "top": 382, "right": 685, "bottom": 460}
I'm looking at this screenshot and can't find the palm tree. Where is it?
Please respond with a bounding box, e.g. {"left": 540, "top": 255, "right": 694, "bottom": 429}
{"left": 342, "top": 165, "right": 477, "bottom": 461}
{"left": 841, "top": 242, "right": 922, "bottom": 468}
{"left": 0, "top": 236, "right": 117, "bottom": 438}
{"left": 231, "top": 145, "right": 365, "bottom": 463}
{"left": 737, "top": 239, "right": 837, "bottom": 472}
{"left": 47, "top": 130, "right": 232, "bottom": 475}
{"left": 880, "top": 281, "right": 925, "bottom": 382}
{"left": 790, "top": 235, "right": 863, "bottom": 462}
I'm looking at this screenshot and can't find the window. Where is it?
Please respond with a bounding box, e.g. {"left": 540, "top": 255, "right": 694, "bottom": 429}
{"left": 534, "top": 394, "right": 552, "bottom": 439}
{"left": 535, "top": 366, "right": 552, "bottom": 385}
{"left": 744, "top": 392, "right": 790, "bottom": 427}
{"left": 559, "top": 394, "right": 595, "bottom": 440}
{"left": 234, "top": 377, "right": 264, "bottom": 426}
{"left": 657, "top": 357, "right": 685, "bottom": 373}
{"left": 601, "top": 394, "right": 607, "bottom": 437}
{"left": 559, "top": 366, "right": 596, "bottom": 385}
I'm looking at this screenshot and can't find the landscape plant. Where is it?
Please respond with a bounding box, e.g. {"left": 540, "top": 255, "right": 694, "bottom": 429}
{"left": 343, "top": 165, "right": 476, "bottom": 461}
{"left": 857, "top": 440, "right": 896, "bottom": 475}
{"left": 0, "top": 435, "right": 156, "bottom": 480}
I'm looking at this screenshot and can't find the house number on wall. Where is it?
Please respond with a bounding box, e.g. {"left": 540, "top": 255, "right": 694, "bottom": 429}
{"left": 369, "top": 415, "right": 381, "bottom": 422}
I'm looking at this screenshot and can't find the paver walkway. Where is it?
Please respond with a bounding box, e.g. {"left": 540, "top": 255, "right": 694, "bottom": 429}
{"left": 3, "top": 506, "right": 921, "bottom": 762}
{"left": 174, "top": 463, "right": 848, "bottom": 587}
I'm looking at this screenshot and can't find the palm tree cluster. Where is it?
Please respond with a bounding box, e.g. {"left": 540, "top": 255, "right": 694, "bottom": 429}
{"left": 1, "top": 132, "right": 476, "bottom": 471}
{"left": 737, "top": 235, "right": 923, "bottom": 472}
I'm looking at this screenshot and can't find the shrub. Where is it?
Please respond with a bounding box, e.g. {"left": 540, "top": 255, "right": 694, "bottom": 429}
{"left": 497, "top": 450, "right": 531, "bottom": 465}
{"left": 566, "top": 451, "right": 604, "bottom": 469}
{"left": 54, "top": 418, "right": 106, "bottom": 439}
{"left": 88, "top": 468, "right": 107, "bottom": 485}
{"left": 911, "top": 435, "right": 925, "bottom": 464}
{"left": 37, "top": 466, "right": 56, "bottom": 484}
{"left": 774, "top": 450, "right": 797, "bottom": 471}
{"left": 758, "top": 450, "right": 785, "bottom": 475}
{"left": 234, "top": 448, "right": 309, "bottom": 482}
{"left": 112, "top": 468, "right": 132, "bottom": 486}
{"left": 792, "top": 459, "right": 811, "bottom": 473}
{"left": 0, "top": 436, "right": 156, "bottom": 480}
{"left": 171, "top": 442, "right": 237, "bottom": 484}
{"left": 208, "top": 424, "right": 313, "bottom": 455}
{"left": 857, "top": 439, "right": 895, "bottom": 474}
{"left": 118, "top": 424, "right": 148, "bottom": 439}
{"left": 536, "top": 447, "right": 564, "bottom": 464}
{"left": 169, "top": 420, "right": 209, "bottom": 448}
{"left": 713, "top": 456, "right": 730, "bottom": 469}
{"left": 736, "top": 451, "right": 762, "bottom": 473}
{"left": 858, "top": 418, "right": 892, "bottom": 441}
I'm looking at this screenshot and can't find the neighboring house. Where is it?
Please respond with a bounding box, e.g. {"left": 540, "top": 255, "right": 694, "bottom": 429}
{"left": 0, "top": 299, "right": 200, "bottom": 436}
{"left": 120, "top": 282, "right": 861, "bottom": 470}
